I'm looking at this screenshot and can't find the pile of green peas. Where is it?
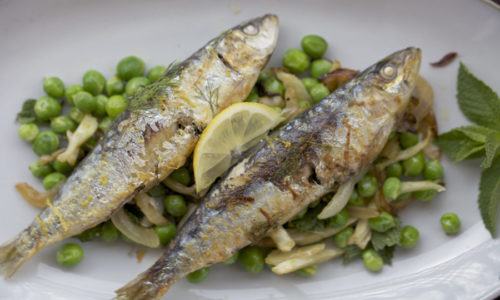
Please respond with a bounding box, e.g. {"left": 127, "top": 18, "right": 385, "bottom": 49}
{"left": 15, "top": 55, "right": 179, "bottom": 268}
{"left": 19, "top": 55, "right": 169, "bottom": 194}
{"left": 248, "top": 34, "right": 334, "bottom": 107}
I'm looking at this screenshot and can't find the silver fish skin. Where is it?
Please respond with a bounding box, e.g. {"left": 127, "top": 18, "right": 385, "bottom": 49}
{"left": 0, "top": 14, "right": 279, "bottom": 277}
{"left": 116, "top": 47, "right": 422, "bottom": 299}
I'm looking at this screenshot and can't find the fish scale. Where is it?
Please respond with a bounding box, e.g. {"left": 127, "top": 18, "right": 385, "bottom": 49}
{"left": 116, "top": 47, "right": 422, "bottom": 300}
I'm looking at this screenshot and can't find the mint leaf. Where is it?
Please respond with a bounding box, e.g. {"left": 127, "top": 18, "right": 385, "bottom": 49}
{"left": 16, "top": 99, "right": 37, "bottom": 124}
{"left": 377, "top": 246, "right": 395, "bottom": 265}
{"left": 457, "top": 63, "right": 500, "bottom": 130}
{"left": 437, "top": 128, "right": 485, "bottom": 162}
{"left": 478, "top": 157, "right": 500, "bottom": 237}
{"left": 456, "top": 126, "right": 496, "bottom": 143}
{"left": 342, "top": 245, "right": 362, "bottom": 265}
{"left": 481, "top": 132, "right": 500, "bottom": 169}
{"left": 370, "top": 227, "right": 400, "bottom": 251}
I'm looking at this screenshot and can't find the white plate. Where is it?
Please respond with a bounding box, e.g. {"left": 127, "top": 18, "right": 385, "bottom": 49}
{"left": 1, "top": 0, "right": 499, "bottom": 299}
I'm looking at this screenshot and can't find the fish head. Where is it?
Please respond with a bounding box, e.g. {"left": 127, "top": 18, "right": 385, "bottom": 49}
{"left": 215, "top": 14, "right": 279, "bottom": 74}
{"left": 357, "top": 47, "right": 422, "bottom": 103}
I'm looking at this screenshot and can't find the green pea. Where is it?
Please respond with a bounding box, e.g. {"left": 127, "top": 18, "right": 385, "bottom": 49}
{"left": 299, "top": 100, "right": 312, "bottom": 110}
{"left": 147, "top": 184, "right": 168, "bottom": 198}
{"left": 117, "top": 56, "right": 145, "bottom": 81}
{"left": 32, "top": 131, "right": 59, "bottom": 156}
{"left": 18, "top": 123, "right": 39, "bottom": 142}
{"left": 82, "top": 70, "right": 106, "bottom": 96}
{"left": 101, "top": 221, "right": 119, "bottom": 242}
{"left": 83, "top": 136, "right": 98, "bottom": 151}
{"left": 262, "top": 77, "right": 284, "bottom": 96}
{"left": 239, "top": 246, "right": 265, "bottom": 273}
{"left": 34, "top": 96, "right": 62, "bottom": 121}
{"left": 348, "top": 190, "right": 364, "bottom": 206}
{"left": 106, "top": 76, "right": 125, "bottom": 96}
{"left": 147, "top": 65, "right": 166, "bottom": 82}
{"left": 440, "top": 212, "right": 461, "bottom": 235}
{"left": 424, "top": 159, "right": 444, "bottom": 180}
{"left": 155, "top": 223, "right": 177, "bottom": 245}
{"left": 296, "top": 265, "right": 317, "bottom": 277}
{"left": 65, "top": 84, "right": 84, "bottom": 105}
{"left": 362, "top": 249, "right": 383, "bottom": 272}
{"left": 385, "top": 162, "right": 403, "bottom": 178}
{"left": 282, "top": 48, "right": 310, "bottom": 73}
{"left": 125, "top": 77, "right": 150, "bottom": 96}
{"left": 302, "top": 77, "right": 319, "bottom": 92}
{"left": 258, "top": 69, "right": 273, "bottom": 83}
{"left": 223, "top": 252, "right": 239, "bottom": 265}
{"left": 29, "top": 161, "right": 53, "bottom": 178}
{"left": 413, "top": 190, "right": 437, "bottom": 202}
{"left": 301, "top": 35, "right": 328, "bottom": 59}
{"left": 78, "top": 226, "right": 101, "bottom": 242}
{"left": 310, "top": 59, "right": 332, "bottom": 79}
{"left": 290, "top": 209, "right": 319, "bottom": 231}
{"left": 333, "top": 227, "right": 354, "bottom": 248}
{"left": 94, "top": 95, "right": 108, "bottom": 118}
{"left": 43, "top": 172, "right": 66, "bottom": 190}
{"left": 169, "top": 167, "right": 192, "bottom": 186}
{"left": 50, "top": 116, "right": 76, "bottom": 134}
{"left": 106, "top": 95, "right": 128, "bottom": 119}
{"left": 164, "top": 195, "right": 187, "bottom": 217}
{"left": 73, "top": 91, "right": 96, "bottom": 113}
{"left": 309, "top": 83, "right": 330, "bottom": 104}
{"left": 403, "top": 152, "right": 425, "bottom": 177}
{"left": 400, "top": 225, "right": 419, "bottom": 249}
{"left": 388, "top": 131, "right": 398, "bottom": 140}
{"left": 399, "top": 132, "right": 419, "bottom": 149}
{"left": 52, "top": 160, "right": 73, "bottom": 175}
{"left": 327, "top": 209, "right": 349, "bottom": 228}
{"left": 186, "top": 267, "right": 209, "bottom": 283}
{"left": 56, "top": 243, "right": 84, "bottom": 267}
{"left": 69, "top": 107, "right": 85, "bottom": 123}
{"left": 368, "top": 212, "right": 396, "bottom": 233}
{"left": 382, "top": 177, "right": 401, "bottom": 201}
{"left": 246, "top": 87, "right": 259, "bottom": 101}
{"left": 43, "top": 76, "right": 65, "bottom": 99}
{"left": 357, "top": 174, "right": 378, "bottom": 198}
{"left": 98, "top": 117, "right": 113, "bottom": 132}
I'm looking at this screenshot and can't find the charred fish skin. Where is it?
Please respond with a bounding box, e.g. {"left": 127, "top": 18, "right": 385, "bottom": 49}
{"left": 116, "top": 47, "right": 421, "bottom": 300}
{"left": 0, "top": 14, "right": 279, "bottom": 277}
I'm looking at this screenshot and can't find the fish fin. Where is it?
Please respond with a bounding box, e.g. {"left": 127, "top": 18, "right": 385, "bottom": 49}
{"left": 0, "top": 226, "right": 44, "bottom": 277}
{"left": 115, "top": 270, "right": 176, "bottom": 300}
{"left": 0, "top": 237, "right": 29, "bottom": 278}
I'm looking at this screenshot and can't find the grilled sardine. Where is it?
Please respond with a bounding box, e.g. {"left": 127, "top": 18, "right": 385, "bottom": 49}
{"left": 0, "top": 14, "right": 279, "bottom": 277}
{"left": 116, "top": 47, "right": 422, "bottom": 299}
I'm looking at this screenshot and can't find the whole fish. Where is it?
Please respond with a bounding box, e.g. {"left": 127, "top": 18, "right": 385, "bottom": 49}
{"left": 116, "top": 47, "right": 422, "bottom": 300}
{"left": 0, "top": 14, "right": 279, "bottom": 276}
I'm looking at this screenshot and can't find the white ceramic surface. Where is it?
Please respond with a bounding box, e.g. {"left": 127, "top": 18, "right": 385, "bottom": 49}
{"left": 0, "top": 0, "right": 499, "bottom": 299}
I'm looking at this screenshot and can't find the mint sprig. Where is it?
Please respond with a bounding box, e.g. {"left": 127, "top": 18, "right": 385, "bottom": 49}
{"left": 438, "top": 63, "right": 500, "bottom": 237}
{"left": 457, "top": 63, "right": 500, "bottom": 130}
{"left": 479, "top": 157, "right": 500, "bottom": 236}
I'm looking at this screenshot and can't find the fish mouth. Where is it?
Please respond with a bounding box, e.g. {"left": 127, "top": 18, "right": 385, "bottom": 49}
{"left": 400, "top": 47, "right": 422, "bottom": 85}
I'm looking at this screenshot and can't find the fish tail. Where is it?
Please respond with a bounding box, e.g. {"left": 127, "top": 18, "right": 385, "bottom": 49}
{"left": 115, "top": 269, "right": 177, "bottom": 300}
{"left": 0, "top": 229, "right": 39, "bottom": 277}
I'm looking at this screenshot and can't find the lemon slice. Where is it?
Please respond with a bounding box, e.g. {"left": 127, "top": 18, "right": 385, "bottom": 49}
{"left": 193, "top": 102, "right": 282, "bottom": 193}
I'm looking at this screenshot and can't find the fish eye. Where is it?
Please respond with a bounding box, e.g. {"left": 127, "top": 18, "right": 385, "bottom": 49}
{"left": 380, "top": 65, "right": 396, "bottom": 80}
{"left": 243, "top": 24, "right": 258, "bottom": 36}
